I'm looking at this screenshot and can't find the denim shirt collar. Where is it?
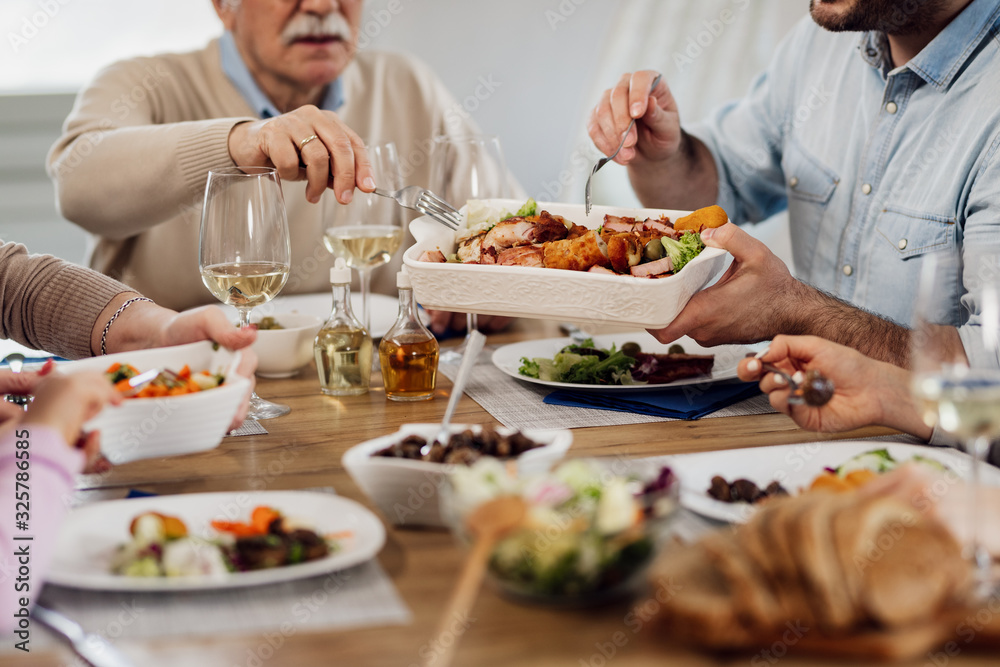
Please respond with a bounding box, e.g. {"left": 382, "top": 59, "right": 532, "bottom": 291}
{"left": 858, "top": 0, "right": 1000, "bottom": 91}
{"left": 219, "top": 30, "right": 344, "bottom": 118}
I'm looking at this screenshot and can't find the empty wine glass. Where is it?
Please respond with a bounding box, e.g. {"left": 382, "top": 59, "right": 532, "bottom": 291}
{"left": 911, "top": 251, "right": 1000, "bottom": 595}
{"left": 428, "top": 134, "right": 508, "bottom": 363}
{"left": 322, "top": 141, "right": 404, "bottom": 335}
{"left": 200, "top": 167, "right": 291, "bottom": 419}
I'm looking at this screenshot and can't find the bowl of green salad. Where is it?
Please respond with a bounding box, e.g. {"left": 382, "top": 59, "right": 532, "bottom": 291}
{"left": 442, "top": 458, "right": 679, "bottom": 606}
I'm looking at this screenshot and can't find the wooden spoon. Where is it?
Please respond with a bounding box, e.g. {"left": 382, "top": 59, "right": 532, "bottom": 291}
{"left": 423, "top": 495, "right": 527, "bottom": 667}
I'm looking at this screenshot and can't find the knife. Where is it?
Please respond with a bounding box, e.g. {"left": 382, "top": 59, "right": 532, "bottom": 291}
{"left": 32, "top": 604, "right": 135, "bottom": 667}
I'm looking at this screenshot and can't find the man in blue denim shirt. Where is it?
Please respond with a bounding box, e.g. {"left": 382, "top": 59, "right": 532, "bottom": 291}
{"left": 589, "top": 0, "right": 1000, "bottom": 369}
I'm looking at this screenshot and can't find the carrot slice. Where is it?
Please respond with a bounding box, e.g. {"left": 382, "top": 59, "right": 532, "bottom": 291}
{"left": 211, "top": 520, "right": 258, "bottom": 536}
{"left": 177, "top": 364, "right": 191, "bottom": 380}
{"left": 809, "top": 472, "right": 852, "bottom": 493}
{"left": 251, "top": 506, "right": 281, "bottom": 533}
{"left": 844, "top": 469, "right": 878, "bottom": 488}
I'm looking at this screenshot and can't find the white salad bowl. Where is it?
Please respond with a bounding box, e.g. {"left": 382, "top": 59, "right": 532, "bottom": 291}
{"left": 249, "top": 312, "right": 323, "bottom": 378}
{"left": 60, "top": 341, "right": 248, "bottom": 464}
{"left": 342, "top": 423, "right": 572, "bottom": 528}
{"left": 402, "top": 199, "right": 728, "bottom": 329}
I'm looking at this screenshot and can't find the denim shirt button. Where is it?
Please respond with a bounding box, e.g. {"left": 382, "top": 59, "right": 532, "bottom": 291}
{"left": 842, "top": 264, "right": 853, "bottom": 276}
{"left": 898, "top": 238, "right": 908, "bottom": 250}
{"left": 886, "top": 101, "right": 898, "bottom": 114}
{"left": 788, "top": 176, "right": 799, "bottom": 188}
{"left": 862, "top": 183, "right": 872, "bottom": 195}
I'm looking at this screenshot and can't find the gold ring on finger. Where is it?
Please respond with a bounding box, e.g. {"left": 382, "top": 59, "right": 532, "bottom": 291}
{"left": 299, "top": 134, "right": 319, "bottom": 150}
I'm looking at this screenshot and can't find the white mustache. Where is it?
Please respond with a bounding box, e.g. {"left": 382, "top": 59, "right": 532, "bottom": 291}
{"left": 281, "top": 13, "right": 352, "bottom": 44}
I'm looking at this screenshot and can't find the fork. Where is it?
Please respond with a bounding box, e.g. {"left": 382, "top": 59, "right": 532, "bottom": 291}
{"left": 584, "top": 73, "right": 662, "bottom": 216}
{"left": 374, "top": 186, "right": 463, "bottom": 230}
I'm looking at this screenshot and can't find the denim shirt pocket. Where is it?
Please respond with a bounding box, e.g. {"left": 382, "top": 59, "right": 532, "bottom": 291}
{"left": 783, "top": 139, "right": 839, "bottom": 205}
{"left": 874, "top": 206, "right": 957, "bottom": 258}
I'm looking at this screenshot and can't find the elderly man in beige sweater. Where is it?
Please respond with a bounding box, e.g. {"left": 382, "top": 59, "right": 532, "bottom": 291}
{"left": 48, "top": 0, "right": 506, "bottom": 333}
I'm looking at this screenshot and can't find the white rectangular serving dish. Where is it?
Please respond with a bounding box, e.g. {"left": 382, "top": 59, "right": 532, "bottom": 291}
{"left": 402, "top": 199, "right": 728, "bottom": 329}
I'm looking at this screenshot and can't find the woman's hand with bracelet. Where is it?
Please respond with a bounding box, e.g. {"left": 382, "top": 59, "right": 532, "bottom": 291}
{"left": 94, "top": 296, "right": 258, "bottom": 427}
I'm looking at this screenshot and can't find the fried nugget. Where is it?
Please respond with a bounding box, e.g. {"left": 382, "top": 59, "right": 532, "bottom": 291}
{"left": 673, "top": 205, "right": 729, "bottom": 233}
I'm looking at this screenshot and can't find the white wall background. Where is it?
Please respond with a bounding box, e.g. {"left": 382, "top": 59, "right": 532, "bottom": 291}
{"left": 0, "top": 0, "right": 801, "bottom": 265}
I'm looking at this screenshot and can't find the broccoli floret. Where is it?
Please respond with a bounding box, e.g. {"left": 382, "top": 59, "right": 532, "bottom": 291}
{"left": 501, "top": 198, "right": 538, "bottom": 221}
{"left": 515, "top": 198, "right": 537, "bottom": 217}
{"left": 660, "top": 231, "right": 706, "bottom": 274}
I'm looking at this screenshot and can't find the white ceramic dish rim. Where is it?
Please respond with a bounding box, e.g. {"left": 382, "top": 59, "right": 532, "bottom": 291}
{"left": 404, "top": 199, "right": 726, "bottom": 284}
{"left": 342, "top": 423, "right": 573, "bottom": 473}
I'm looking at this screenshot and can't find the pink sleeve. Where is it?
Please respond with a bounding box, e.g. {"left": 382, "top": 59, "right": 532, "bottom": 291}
{"left": 0, "top": 426, "right": 82, "bottom": 637}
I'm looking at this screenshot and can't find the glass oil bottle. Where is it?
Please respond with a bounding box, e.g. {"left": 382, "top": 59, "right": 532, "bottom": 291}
{"left": 314, "top": 258, "right": 373, "bottom": 395}
{"left": 379, "top": 268, "right": 439, "bottom": 401}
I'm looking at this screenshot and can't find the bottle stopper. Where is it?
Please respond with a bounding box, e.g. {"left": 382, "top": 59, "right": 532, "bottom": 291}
{"left": 330, "top": 257, "right": 352, "bottom": 284}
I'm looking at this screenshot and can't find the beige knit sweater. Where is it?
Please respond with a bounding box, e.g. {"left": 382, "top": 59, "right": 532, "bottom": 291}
{"left": 0, "top": 242, "right": 127, "bottom": 359}
{"left": 49, "top": 41, "right": 483, "bottom": 311}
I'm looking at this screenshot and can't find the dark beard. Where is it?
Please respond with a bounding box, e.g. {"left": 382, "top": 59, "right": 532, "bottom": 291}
{"left": 809, "top": 0, "right": 948, "bottom": 35}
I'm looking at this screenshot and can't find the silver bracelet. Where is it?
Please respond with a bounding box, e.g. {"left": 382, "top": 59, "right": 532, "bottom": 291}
{"left": 100, "top": 296, "right": 153, "bottom": 355}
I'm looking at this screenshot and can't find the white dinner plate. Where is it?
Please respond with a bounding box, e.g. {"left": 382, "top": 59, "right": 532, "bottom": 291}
{"left": 47, "top": 491, "right": 386, "bottom": 591}
{"left": 491, "top": 333, "right": 753, "bottom": 392}
{"left": 216, "top": 292, "right": 402, "bottom": 339}
{"left": 671, "top": 441, "right": 1000, "bottom": 524}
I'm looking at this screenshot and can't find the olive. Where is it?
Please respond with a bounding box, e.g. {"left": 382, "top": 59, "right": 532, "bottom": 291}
{"left": 643, "top": 238, "right": 665, "bottom": 261}
{"left": 621, "top": 342, "right": 641, "bottom": 358}
{"left": 667, "top": 344, "right": 685, "bottom": 354}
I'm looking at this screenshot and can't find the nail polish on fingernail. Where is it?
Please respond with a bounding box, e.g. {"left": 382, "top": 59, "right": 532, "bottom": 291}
{"left": 363, "top": 177, "right": 375, "bottom": 190}
{"left": 342, "top": 190, "right": 353, "bottom": 204}
{"left": 773, "top": 373, "right": 787, "bottom": 386}
{"left": 746, "top": 359, "right": 760, "bottom": 372}
{"left": 631, "top": 103, "right": 643, "bottom": 116}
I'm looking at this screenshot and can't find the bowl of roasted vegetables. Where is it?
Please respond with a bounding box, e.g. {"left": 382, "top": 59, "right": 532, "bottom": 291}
{"left": 60, "top": 341, "right": 249, "bottom": 463}
{"left": 442, "top": 458, "right": 679, "bottom": 606}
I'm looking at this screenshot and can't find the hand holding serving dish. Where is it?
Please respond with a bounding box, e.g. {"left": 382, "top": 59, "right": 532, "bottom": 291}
{"left": 402, "top": 199, "right": 730, "bottom": 329}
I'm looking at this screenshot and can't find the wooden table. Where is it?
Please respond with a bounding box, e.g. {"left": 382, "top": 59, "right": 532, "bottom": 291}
{"left": 22, "top": 321, "right": 993, "bottom": 667}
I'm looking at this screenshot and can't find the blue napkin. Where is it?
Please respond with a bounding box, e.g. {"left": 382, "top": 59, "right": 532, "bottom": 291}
{"left": 543, "top": 381, "right": 762, "bottom": 420}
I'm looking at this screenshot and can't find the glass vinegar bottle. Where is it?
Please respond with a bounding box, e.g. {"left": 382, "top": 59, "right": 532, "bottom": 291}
{"left": 314, "top": 258, "right": 373, "bottom": 396}
{"left": 379, "top": 269, "right": 439, "bottom": 401}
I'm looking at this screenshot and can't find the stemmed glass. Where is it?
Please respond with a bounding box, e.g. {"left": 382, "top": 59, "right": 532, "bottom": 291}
{"left": 911, "top": 251, "right": 1000, "bottom": 595}
{"left": 428, "top": 134, "right": 508, "bottom": 363}
{"left": 199, "top": 167, "right": 292, "bottom": 419}
{"left": 322, "top": 141, "right": 404, "bottom": 334}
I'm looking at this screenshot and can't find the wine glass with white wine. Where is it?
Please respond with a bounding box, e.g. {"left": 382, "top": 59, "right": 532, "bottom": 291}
{"left": 428, "top": 134, "right": 508, "bottom": 363}
{"left": 322, "top": 141, "right": 404, "bottom": 335}
{"left": 911, "top": 251, "right": 1000, "bottom": 595}
{"left": 200, "top": 166, "right": 292, "bottom": 419}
